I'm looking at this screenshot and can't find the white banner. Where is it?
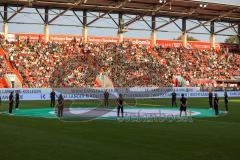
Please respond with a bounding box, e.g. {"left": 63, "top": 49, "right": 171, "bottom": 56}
{"left": 0, "top": 88, "right": 239, "bottom": 101}
{"left": 0, "top": 88, "right": 51, "bottom": 101}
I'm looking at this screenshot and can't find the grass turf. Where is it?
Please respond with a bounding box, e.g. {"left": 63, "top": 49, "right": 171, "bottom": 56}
{"left": 0, "top": 98, "right": 240, "bottom": 160}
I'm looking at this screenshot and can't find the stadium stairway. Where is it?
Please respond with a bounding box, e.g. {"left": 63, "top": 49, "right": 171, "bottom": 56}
{"left": 0, "top": 48, "right": 23, "bottom": 88}
{"left": 0, "top": 78, "right": 9, "bottom": 88}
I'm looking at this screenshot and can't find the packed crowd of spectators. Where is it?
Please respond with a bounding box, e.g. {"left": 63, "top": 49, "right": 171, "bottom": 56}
{"left": 153, "top": 46, "right": 240, "bottom": 87}
{"left": 0, "top": 55, "right": 11, "bottom": 77}
{"left": 0, "top": 38, "right": 239, "bottom": 88}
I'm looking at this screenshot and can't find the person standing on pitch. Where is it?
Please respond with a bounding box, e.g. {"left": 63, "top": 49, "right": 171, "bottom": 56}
{"left": 214, "top": 93, "right": 219, "bottom": 116}
{"left": 224, "top": 91, "right": 228, "bottom": 113}
{"left": 180, "top": 94, "right": 187, "bottom": 117}
{"left": 9, "top": 91, "right": 14, "bottom": 115}
{"left": 50, "top": 89, "right": 56, "bottom": 108}
{"left": 104, "top": 90, "right": 109, "bottom": 108}
{"left": 117, "top": 94, "right": 124, "bottom": 118}
{"left": 208, "top": 91, "right": 213, "bottom": 109}
{"left": 171, "top": 90, "right": 177, "bottom": 107}
{"left": 15, "top": 90, "right": 20, "bottom": 110}
{"left": 57, "top": 94, "right": 64, "bottom": 117}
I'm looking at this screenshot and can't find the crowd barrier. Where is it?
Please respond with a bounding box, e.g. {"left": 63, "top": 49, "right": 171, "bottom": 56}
{"left": 0, "top": 88, "right": 239, "bottom": 101}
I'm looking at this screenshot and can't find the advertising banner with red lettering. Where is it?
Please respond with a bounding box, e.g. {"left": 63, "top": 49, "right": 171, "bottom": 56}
{"left": 6, "top": 33, "right": 240, "bottom": 51}
{"left": 124, "top": 38, "right": 152, "bottom": 46}
{"left": 50, "top": 35, "right": 82, "bottom": 42}
{"left": 156, "top": 40, "right": 183, "bottom": 48}
{"left": 188, "top": 41, "right": 211, "bottom": 50}
{"left": 8, "top": 33, "right": 82, "bottom": 42}
{"left": 87, "top": 36, "right": 119, "bottom": 43}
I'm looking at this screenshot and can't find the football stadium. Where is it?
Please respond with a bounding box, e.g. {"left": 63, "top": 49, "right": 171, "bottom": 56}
{"left": 0, "top": 0, "right": 240, "bottom": 160}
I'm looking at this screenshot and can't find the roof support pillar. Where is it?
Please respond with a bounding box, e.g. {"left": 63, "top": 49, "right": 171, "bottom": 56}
{"left": 182, "top": 18, "right": 187, "bottom": 47}
{"left": 44, "top": 8, "right": 49, "bottom": 42}
{"left": 210, "top": 21, "right": 216, "bottom": 49}
{"left": 118, "top": 13, "right": 124, "bottom": 43}
{"left": 44, "top": 24, "right": 49, "bottom": 42}
{"left": 238, "top": 23, "right": 240, "bottom": 44}
{"left": 3, "top": 23, "right": 8, "bottom": 40}
{"left": 3, "top": 5, "right": 8, "bottom": 40}
{"left": 151, "top": 15, "right": 156, "bottom": 47}
{"left": 82, "top": 10, "right": 88, "bottom": 43}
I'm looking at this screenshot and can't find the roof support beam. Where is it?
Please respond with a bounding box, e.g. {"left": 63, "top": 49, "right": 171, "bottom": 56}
{"left": 152, "top": 16, "right": 156, "bottom": 30}
{"left": 118, "top": 13, "right": 124, "bottom": 42}
{"left": 238, "top": 24, "right": 240, "bottom": 44}
{"left": 142, "top": 17, "right": 151, "bottom": 29}
{"left": 156, "top": 18, "right": 178, "bottom": 30}
{"left": 188, "top": 19, "right": 210, "bottom": 33}
{"left": 210, "top": 21, "right": 214, "bottom": 34}
{"left": 45, "top": 8, "right": 48, "bottom": 24}
{"left": 155, "top": 8, "right": 198, "bottom": 30}
{"left": 87, "top": 0, "right": 129, "bottom": 26}
{"left": 182, "top": 18, "right": 187, "bottom": 47}
{"left": 48, "top": 0, "right": 85, "bottom": 24}
{"left": 217, "top": 22, "right": 231, "bottom": 28}
{"left": 186, "top": 9, "right": 240, "bottom": 32}
{"left": 232, "top": 25, "right": 238, "bottom": 34}
{"left": 210, "top": 21, "right": 215, "bottom": 48}
{"left": 73, "top": 10, "right": 83, "bottom": 25}
{"left": 153, "top": 2, "right": 170, "bottom": 14}
{"left": 215, "top": 23, "right": 238, "bottom": 34}
{"left": 128, "top": 2, "right": 171, "bottom": 30}
{"left": 87, "top": 12, "right": 109, "bottom": 26}
{"left": 123, "top": 13, "right": 145, "bottom": 27}
{"left": 3, "top": 5, "right": 8, "bottom": 39}
{"left": 35, "top": 8, "right": 45, "bottom": 23}
{"left": 118, "top": 12, "right": 125, "bottom": 34}
{"left": 151, "top": 15, "right": 156, "bottom": 46}
{"left": 171, "top": 18, "right": 181, "bottom": 31}
{"left": 3, "top": 5, "right": 7, "bottom": 22}
{"left": 0, "top": 10, "right": 3, "bottom": 20}
{"left": 238, "top": 23, "right": 240, "bottom": 35}
{"left": 48, "top": 9, "right": 68, "bottom": 24}
{"left": 82, "top": 10, "right": 88, "bottom": 43}
{"left": 108, "top": 14, "right": 118, "bottom": 27}
{"left": 44, "top": 8, "right": 49, "bottom": 42}
{"left": 7, "top": 6, "right": 24, "bottom": 22}
{"left": 197, "top": 20, "right": 210, "bottom": 33}
{"left": 82, "top": 10, "right": 87, "bottom": 26}
{"left": 182, "top": 18, "right": 186, "bottom": 32}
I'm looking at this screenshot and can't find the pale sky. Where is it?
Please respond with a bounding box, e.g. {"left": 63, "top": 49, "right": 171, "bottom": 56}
{"left": 0, "top": 0, "right": 240, "bottom": 42}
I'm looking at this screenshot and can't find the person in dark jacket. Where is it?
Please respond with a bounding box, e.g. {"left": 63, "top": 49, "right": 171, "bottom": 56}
{"left": 180, "top": 94, "right": 187, "bottom": 117}
{"left": 104, "top": 90, "right": 109, "bottom": 108}
{"left": 50, "top": 89, "right": 56, "bottom": 108}
{"left": 171, "top": 90, "right": 177, "bottom": 107}
{"left": 214, "top": 93, "right": 219, "bottom": 116}
{"left": 117, "top": 94, "right": 124, "bottom": 117}
{"left": 208, "top": 91, "right": 213, "bottom": 109}
{"left": 0, "top": 93, "right": 1, "bottom": 106}
{"left": 9, "top": 91, "right": 14, "bottom": 115}
{"left": 57, "top": 94, "right": 64, "bottom": 117}
{"left": 224, "top": 91, "right": 228, "bottom": 112}
{"left": 15, "top": 90, "right": 20, "bottom": 110}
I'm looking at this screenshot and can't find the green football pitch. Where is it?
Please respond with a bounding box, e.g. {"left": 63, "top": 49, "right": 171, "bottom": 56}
{"left": 0, "top": 98, "right": 240, "bottom": 160}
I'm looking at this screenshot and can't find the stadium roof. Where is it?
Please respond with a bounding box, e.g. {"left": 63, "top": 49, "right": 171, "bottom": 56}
{"left": 1, "top": 0, "right": 240, "bottom": 23}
